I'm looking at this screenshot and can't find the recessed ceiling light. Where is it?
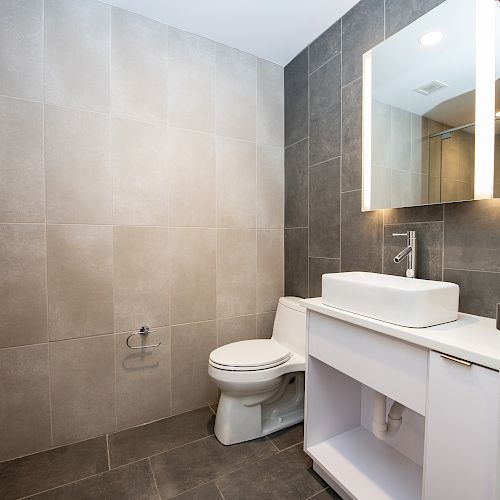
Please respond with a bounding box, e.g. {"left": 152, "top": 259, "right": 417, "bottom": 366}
{"left": 419, "top": 31, "right": 443, "bottom": 46}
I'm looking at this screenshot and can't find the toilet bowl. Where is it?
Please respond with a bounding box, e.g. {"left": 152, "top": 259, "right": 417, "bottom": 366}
{"left": 208, "top": 296, "right": 306, "bottom": 445}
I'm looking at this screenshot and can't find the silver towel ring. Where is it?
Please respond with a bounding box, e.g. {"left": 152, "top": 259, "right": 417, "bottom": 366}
{"left": 126, "top": 325, "right": 162, "bottom": 350}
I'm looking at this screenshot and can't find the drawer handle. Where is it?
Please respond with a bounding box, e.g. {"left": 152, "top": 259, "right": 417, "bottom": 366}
{"left": 440, "top": 353, "right": 472, "bottom": 366}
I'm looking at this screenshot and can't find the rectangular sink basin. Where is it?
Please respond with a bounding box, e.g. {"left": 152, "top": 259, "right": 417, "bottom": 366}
{"left": 322, "top": 272, "right": 459, "bottom": 328}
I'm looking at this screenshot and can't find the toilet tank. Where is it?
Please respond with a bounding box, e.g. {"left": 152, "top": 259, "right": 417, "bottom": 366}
{"left": 271, "top": 297, "right": 306, "bottom": 358}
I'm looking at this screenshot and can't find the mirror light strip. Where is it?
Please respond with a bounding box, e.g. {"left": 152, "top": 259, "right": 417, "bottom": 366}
{"left": 362, "top": 51, "right": 373, "bottom": 211}
{"left": 474, "top": 0, "right": 496, "bottom": 199}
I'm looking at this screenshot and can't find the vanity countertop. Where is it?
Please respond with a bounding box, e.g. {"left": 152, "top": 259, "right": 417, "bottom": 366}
{"left": 302, "top": 298, "right": 500, "bottom": 371}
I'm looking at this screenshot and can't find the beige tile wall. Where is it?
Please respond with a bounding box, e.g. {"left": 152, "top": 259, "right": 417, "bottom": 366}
{"left": 0, "top": 0, "right": 284, "bottom": 462}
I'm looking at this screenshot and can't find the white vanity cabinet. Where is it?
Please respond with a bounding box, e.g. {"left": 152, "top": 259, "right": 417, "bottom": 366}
{"left": 423, "top": 351, "right": 500, "bottom": 500}
{"left": 303, "top": 301, "right": 500, "bottom": 500}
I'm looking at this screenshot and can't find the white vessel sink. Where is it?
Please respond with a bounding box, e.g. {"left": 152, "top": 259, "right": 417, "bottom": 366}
{"left": 322, "top": 272, "right": 459, "bottom": 328}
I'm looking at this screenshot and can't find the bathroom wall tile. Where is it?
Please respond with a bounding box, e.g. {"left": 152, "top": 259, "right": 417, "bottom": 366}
{"left": 0, "top": 437, "right": 108, "bottom": 499}
{"left": 309, "top": 55, "right": 341, "bottom": 165}
{"left": 111, "top": 8, "right": 168, "bottom": 123}
{"left": 113, "top": 226, "right": 170, "bottom": 333}
{"left": 168, "top": 127, "right": 216, "bottom": 227}
{"left": 45, "top": 105, "right": 112, "bottom": 224}
{"left": 0, "top": 0, "right": 43, "bottom": 101}
{"left": 0, "top": 345, "right": 50, "bottom": 462}
{"left": 341, "top": 190, "right": 383, "bottom": 272}
{"left": 257, "top": 230, "right": 284, "bottom": 313}
{"left": 444, "top": 199, "right": 500, "bottom": 272}
{"left": 108, "top": 406, "right": 214, "bottom": 468}
{"left": 44, "top": 0, "right": 110, "bottom": 112}
{"left": 257, "top": 59, "right": 284, "bottom": 147}
{"left": 309, "top": 20, "right": 341, "bottom": 74}
{"left": 217, "top": 315, "right": 256, "bottom": 347}
{"left": 29, "top": 460, "right": 157, "bottom": 500}
{"left": 217, "top": 229, "right": 257, "bottom": 318}
{"left": 444, "top": 269, "right": 500, "bottom": 319}
{"left": 341, "top": 79, "right": 362, "bottom": 191}
{"left": 284, "top": 228, "right": 308, "bottom": 298}
{"left": 0, "top": 224, "right": 47, "bottom": 348}
{"left": 171, "top": 322, "right": 218, "bottom": 413}
{"left": 216, "top": 45, "right": 256, "bottom": 141}
{"left": 389, "top": 107, "right": 412, "bottom": 171}
{"left": 216, "top": 137, "right": 256, "bottom": 228}
{"left": 256, "top": 312, "right": 276, "bottom": 339}
{"left": 168, "top": 27, "right": 216, "bottom": 133}
{"left": 341, "top": 0, "right": 384, "bottom": 85}
{"left": 309, "top": 158, "right": 340, "bottom": 258}
{"left": 50, "top": 335, "right": 116, "bottom": 446}
{"left": 216, "top": 443, "right": 326, "bottom": 500}
{"left": 47, "top": 225, "right": 113, "bottom": 341}
{"left": 150, "top": 435, "right": 275, "bottom": 498}
{"left": 112, "top": 117, "right": 169, "bottom": 226}
{"left": 383, "top": 222, "right": 443, "bottom": 281}
{"left": 257, "top": 144, "right": 284, "bottom": 229}
{"left": 284, "top": 48, "right": 308, "bottom": 146}
{"left": 169, "top": 228, "right": 216, "bottom": 324}
{"left": 115, "top": 327, "right": 171, "bottom": 431}
{"left": 383, "top": 205, "right": 443, "bottom": 224}
{"left": 285, "top": 138, "right": 308, "bottom": 228}
{"left": 385, "top": 0, "right": 445, "bottom": 37}
{"left": 308, "top": 258, "right": 340, "bottom": 298}
{"left": 0, "top": 97, "right": 44, "bottom": 223}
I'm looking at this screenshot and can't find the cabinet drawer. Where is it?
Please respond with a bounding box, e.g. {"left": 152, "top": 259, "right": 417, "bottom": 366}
{"left": 308, "top": 311, "right": 428, "bottom": 415}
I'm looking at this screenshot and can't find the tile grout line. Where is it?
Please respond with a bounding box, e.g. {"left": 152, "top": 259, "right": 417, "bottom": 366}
{"left": 265, "top": 434, "right": 281, "bottom": 453}
{"left": 148, "top": 457, "right": 162, "bottom": 500}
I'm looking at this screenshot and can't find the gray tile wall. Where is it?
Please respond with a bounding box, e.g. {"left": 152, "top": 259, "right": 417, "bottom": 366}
{"left": 0, "top": 0, "right": 284, "bottom": 462}
{"left": 284, "top": 0, "right": 500, "bottom": 319}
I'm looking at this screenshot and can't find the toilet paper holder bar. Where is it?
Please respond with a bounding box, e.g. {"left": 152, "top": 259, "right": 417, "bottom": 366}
{"left": 126, "top": 325, "right": 162, "bottom": 350}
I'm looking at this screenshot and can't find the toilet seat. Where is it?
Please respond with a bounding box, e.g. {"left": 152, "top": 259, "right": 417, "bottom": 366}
{"left": 209, "top": 339, "right": 292, "bottom": 371}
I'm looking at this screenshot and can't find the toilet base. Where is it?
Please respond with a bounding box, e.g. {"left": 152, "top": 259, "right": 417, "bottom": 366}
{"left": 214, "top": 372, "right": 304, "bottom": 445}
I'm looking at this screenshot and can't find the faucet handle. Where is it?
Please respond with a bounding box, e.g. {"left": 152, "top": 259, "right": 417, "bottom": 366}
{"left": 392, "top": 232, "right": 408, "bottom": 237}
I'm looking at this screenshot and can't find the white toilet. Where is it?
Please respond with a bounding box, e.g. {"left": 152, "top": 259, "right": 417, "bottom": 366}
{"left": 208, "top": 296, "right": 306, "bottom": 445}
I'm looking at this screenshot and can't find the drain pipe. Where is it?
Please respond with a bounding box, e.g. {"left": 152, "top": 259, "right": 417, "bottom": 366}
{"left": 372, "top": 390, "right": 405, "bottom": 441}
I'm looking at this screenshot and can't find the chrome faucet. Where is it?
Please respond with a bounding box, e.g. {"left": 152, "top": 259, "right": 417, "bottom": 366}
{"left": 392, "top": 231, "right": 417, "bottom": 278}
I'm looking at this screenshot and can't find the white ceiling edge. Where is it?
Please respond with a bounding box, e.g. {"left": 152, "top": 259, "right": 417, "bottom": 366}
{"left": 98, "top": 0, "right": 358, "bottom": 66}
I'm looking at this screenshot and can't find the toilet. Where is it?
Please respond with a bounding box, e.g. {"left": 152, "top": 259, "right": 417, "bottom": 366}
{"left": 208, "top": 296, "right": 306, "bottom": 445}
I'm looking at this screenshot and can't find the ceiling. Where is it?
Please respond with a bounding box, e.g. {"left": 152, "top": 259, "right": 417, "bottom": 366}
{"left": 99, "top": 0, "right": 358, "bottom": 66}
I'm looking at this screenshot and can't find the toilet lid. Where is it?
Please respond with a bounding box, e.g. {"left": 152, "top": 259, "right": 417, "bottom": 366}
{"left": 209, "top": 339, "right": 292, "bottom": 370}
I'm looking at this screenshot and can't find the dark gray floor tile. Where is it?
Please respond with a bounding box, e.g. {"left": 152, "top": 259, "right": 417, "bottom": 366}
{"left": 309, "top": 158, "right": 340, "bottom": 258}
{"left": 385, "top": 0, "right": 445, "bottom": 37}
{"left": 308, "top": 258, "right": 340, "bottom": 298}
{"left": 308, "top": 488, "right": 342, "bottom": 499}
{"left": 384, "top": 205, "right": 443, "bottom": 224}
{"left": 341, "top": 80, "right": 362, "bottom": 192}
{"left": 267, "top": 423, "right": 304, "bottom": 451}
{"left": 0, "top": 437, "right": 108, "bottom": 500}
{"left": 444, "top": 269, "right": 500, "bottom": 318}
{"left": 216, "top": 444, "right": 326, "bottom": 500}
{"left": 150, "top": 436, "right": 276, "bottom": 499}
{"left": 444, "top": 199, "right": 500, "bottom": 272}
{"left": 309, "top": 55, "right": 341, "bottom": 166}
{"left": 173, "top": 481, "right": 223, "bottom": 500}
{"left": 341, "top": 0, "right": 384, "bottom": 85}
{"left": 285, "top": 49, "right": 308, "bottom": 147}
{"left": 341, "top": 190, "right": 383, "bottom": 273}
{"left": 285, "top": 228, "right": 309, "bottom": 298}
{"left": 285, "top": 138, "right": 309, "bottom": 228}
{"left": 28, "top": 460, "right": 157, "bottom": 500}
{"left": 383, "top": 222, "right": 443, "bottom": 281}
{"left": 309, "top": 21, "right": 341, "bottom": 74}
{"left": 108, "top": 407, "right": 215, "bottom": 469}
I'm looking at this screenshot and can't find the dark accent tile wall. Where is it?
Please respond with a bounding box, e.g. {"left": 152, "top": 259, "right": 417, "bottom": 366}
{"left": 284, "top": 49, "right": 308, "bottom": 147}
{"left": 284, "top": 0, "right": 500, "bottom": 318}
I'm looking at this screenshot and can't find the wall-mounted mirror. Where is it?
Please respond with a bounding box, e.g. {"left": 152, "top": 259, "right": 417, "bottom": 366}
{"left": 362, "top": 0, "right": 497, "bottom": 211}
